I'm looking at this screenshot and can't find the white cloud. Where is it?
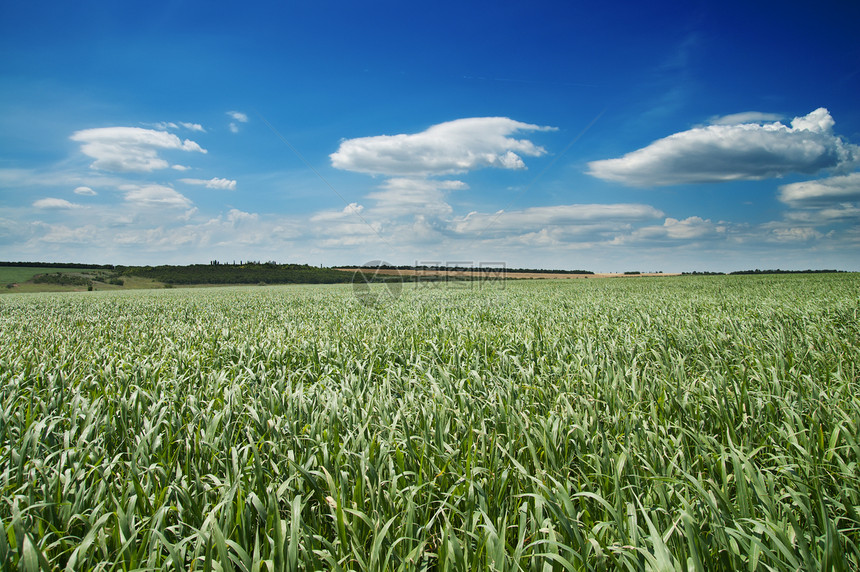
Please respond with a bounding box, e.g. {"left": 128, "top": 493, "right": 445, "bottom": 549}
{"left": 767, "top": 226, "right": 823, "bottom": 242}
{"left": 659, "top": 216, "right": 720, "bottom": 239}
{"left": 149, "top": 120, "right": 204, "bottom": 133}
{"left": 226, "top": 208, "right": 258, "bottom": 224}
{"left": 708, "top": 112, "right": 784, "bottom": 125}
{"left": 180, "top": 177, "right": 238, "bottom": 190}
{"left": 73, "top": 186, "right": 97, "bottom": 196}
{"left": 311, "top": 202, "right": 366, "bottom": 222}
{"left": 227, "top": 111, "right": 248, "bottom": 123}
{"left": 785, "top": 203, "right": 860, "bottom": 222}
{"left": 588, "top": 108, "right": 859, "bottom": 186}
{"left": 121, "top": 184, "right": 193, "bottom": 208}
{"left": 330, "top": 117, "right": 556, "bottom": 176}
{"left": 180, "top": 122, "right": 205, "bottom": 132}
{"left": 452, "top": 203, "right": 663, "bottom": 235}
{"left": 70, "top": 127, "right": 207, "bottom": 172}
{"left": 228, "top": 111, "right": 248, "bottom": 134}
{"left": 778, "top": 173, "right": 860, "bottom": 205}
{"left": 32, "top": 197, "right": 80, "bottom": 209}
{"left": 611, "top": 216, "right": 724, "bottom": 244}
{"left": 365, "top": 178, "right": 467, "bottom": 217}
{"left": 33, "top": 223, "right": 99, "bottom": 244}
{"left": 791, "top": 109, "right": 835, "bottom": 132}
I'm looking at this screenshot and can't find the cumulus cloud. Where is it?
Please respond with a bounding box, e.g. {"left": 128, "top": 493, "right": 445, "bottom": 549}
{"left": 73, "top": 186, "right": 97, "bottom": 196}
{"left": 588, "top": 108, "right": 859, "bottom": 186}
{"left": 180, "top": 177, "right": 238, "bottom": 190}
{"left": 330, "top": 117, "right": 555, "bottom": 176}
{"left": 70, "top": 127, "right": 207, "bottom": 172}
{"left": 452, "top": 203, "right": 663, "bottom": 235}
{"left": 121, "top": 184, "right": 193, "bottom": 208}
{"left": 33, "top": 197, "right": 80, "bottom": 209}
{"left": 778, "top": 172, "right": 860, "bottom": 205}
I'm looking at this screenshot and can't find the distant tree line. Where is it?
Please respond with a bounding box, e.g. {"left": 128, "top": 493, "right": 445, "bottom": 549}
{"left": 366, "top": 264, "right": 595, "bottom": 275}
{"left": 728, "top": 269, "right": 844, "bottom": 275}
{"left": 4, "top": 261, "right": 849, "bottom": 287}
{"left": 682, "top": 269, "right": 846, "bottom": 276}
{"left": 122, "top": 263, "right": 355, "bottom": 285}
{"left": 0, "top": 261, "right": 114, "bottom": 269}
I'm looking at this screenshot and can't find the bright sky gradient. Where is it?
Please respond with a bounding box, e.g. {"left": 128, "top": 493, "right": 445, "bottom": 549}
{"left": 2, "top": 0, "right": 859, "bottom": 272}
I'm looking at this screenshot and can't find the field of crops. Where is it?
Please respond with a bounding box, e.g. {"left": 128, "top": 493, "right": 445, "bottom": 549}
{"left": 1, "top": 275, "right": 858, "bottom": 571}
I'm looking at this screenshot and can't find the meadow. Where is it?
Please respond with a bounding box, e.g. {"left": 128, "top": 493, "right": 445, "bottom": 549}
{"left": 0, "top": 275, "right": 858, "bottom": 571}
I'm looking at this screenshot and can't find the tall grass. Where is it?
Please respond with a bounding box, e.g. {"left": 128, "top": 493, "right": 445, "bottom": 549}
{"left": 0, "top": 275, "right": 858, "bottom": 570}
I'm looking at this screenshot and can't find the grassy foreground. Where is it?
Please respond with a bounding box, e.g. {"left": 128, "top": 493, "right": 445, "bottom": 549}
{"left": 0, "top": 275, "right": 858, "bottom": 570}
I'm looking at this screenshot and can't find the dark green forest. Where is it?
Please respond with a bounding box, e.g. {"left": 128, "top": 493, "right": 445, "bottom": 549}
{"left": 121, "top": 262, "right": 355, "bottom": 285}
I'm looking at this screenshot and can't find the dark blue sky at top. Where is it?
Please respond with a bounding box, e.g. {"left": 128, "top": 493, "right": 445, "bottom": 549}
{"left": 1, "top": 0, "right": 859, "bottom": 270}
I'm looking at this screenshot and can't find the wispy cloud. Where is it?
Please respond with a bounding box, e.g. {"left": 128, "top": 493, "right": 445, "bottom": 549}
{"left": 149, "top": 121, "right": 203, "bottom": 132}
{"left": 330, "top": 117, "right": 556, "bottom": 176}
{"left": 588, "top": 108, "right": 859, "bottom": 186}
{"left": 784, "top": 203, "right": 860, "bottom": 222}
{"left": 32, "top": 197, "right": 81, "bottom": 209}
{"left": 180, "top": 122, "right": 205, "bottom": 132}
{"left": 451, "top": 203, "right": 663, "bottom": 236}
{"left": 70, "top": 127, "right": 207, "bottom": 172}
{"left": 364, "top": 178, "right": 467, "bottom": 217}
{"left": 310, "top": 202, "right": 365, "bottom": 222}
{"left": 227, "top": 111, "right": 248, "bottom": 123}
{"left": 707, "top": 111, "right": 784, "bottom": 125}
{"left": 180, "top": 177, "right": 237, "bottom": 190}
{"left": 226, "top": 208, "right": 258, "bottom": 224}
{"left": 227, "top": 111, "right": 249, "bottom": 133}
{"left": 73, "top": 186, "right": 97, "bottom": 196}
{"left": 616, "top": 216, "right": 724, "bottom": 243}
{"left": 761, "top": 224, "right": 825, "bottom": 243}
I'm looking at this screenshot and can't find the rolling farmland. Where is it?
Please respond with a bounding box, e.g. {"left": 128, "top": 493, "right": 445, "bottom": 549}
{"left": 0, "top": 275, "right": 858, "bottom": 570}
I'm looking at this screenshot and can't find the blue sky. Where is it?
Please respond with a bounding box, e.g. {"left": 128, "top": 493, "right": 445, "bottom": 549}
{"left": 2, "top": 0, "right": 859, "bottom": 272}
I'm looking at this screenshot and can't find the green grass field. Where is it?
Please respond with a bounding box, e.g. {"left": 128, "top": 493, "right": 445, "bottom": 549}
{"left": 0, "top": 275, "right": 858, "bottom": 570}
{"left": 0, "top": 266, "right": 166, "bottom": 293}
{"left": 0, "top": 267, "right": 94, "bottom": 287}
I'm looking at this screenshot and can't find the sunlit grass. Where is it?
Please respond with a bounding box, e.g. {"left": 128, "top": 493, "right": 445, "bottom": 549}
{"left": 0, "top": 275, "right": 858, "bottom": 570}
